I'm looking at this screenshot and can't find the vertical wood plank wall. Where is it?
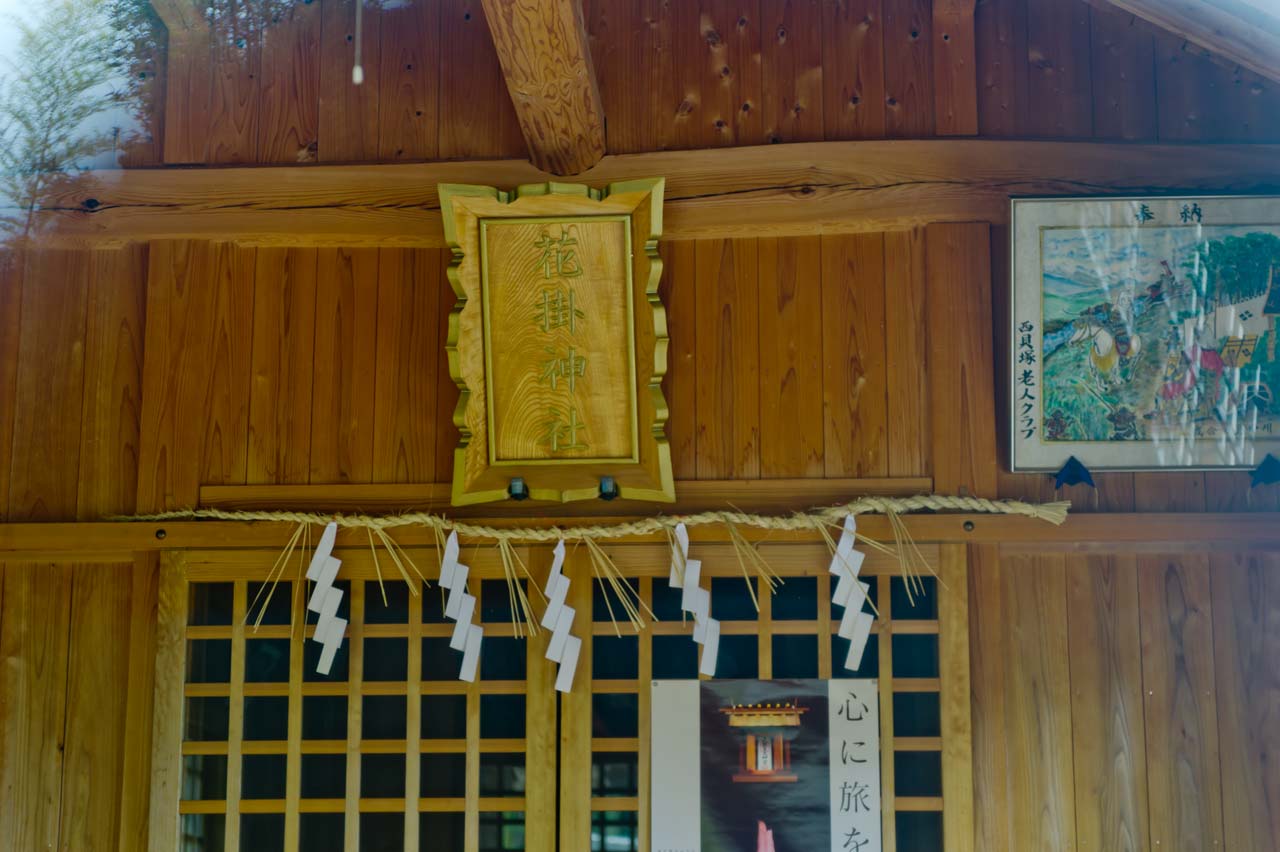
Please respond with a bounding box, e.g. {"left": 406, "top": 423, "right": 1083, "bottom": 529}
{"left": 970, "top": 549, "right": 1280, "bottom": 852}
{"left": 4, "top": 1, "right": 1280, "bottom": 851}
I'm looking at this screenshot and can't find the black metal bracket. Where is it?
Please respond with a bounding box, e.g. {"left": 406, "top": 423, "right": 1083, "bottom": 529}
{"left": 1251, "top": 454, "right": 1280, "bottom": 488}
{"left": 1053, "top": 456, "right": 1095, "bottom": 489}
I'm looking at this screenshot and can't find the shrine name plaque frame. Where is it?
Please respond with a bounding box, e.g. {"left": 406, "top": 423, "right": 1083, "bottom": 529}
{"left": 439, "top": 179, "right": 675, "bottom": 506}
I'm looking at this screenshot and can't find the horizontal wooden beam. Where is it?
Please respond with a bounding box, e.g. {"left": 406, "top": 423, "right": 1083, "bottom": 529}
{"left": 1087, "top": 0, "right": 1280, "bottom": 85}
{"left": 480, "top": 0, "right": 606, "bottom": 175}
{"left": 2, "top": 514, "right": 1280, "bottom": 560}
{"left": 23, "top": 140, "right": 1280, "bottom": 248}
{"left": 197, "top": 477, "right": 933, "bottom": 516}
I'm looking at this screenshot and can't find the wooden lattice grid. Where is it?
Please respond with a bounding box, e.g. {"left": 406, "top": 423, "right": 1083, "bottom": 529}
{"left": 150, "top": 541, "right": 972, "bottom": 852}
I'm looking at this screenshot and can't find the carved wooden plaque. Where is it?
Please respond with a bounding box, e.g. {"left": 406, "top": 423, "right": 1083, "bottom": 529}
{"left": 439, "top": 180, "right": 674, "bottom": 505}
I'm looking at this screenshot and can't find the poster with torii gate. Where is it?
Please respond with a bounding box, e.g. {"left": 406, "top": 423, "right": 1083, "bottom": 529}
{"left": 651, "top": 679, "right": 881, "bottom": 852}
{"left": 1010, "top": 194, "right": 1280, "bottom": 471}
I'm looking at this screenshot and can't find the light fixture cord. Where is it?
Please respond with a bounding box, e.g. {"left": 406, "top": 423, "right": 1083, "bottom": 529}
{"left": 352, "top": 0, "right": 364, "bottom": 84}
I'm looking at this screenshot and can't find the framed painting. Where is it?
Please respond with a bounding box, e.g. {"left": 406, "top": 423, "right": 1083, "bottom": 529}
{"left": 1011, "top": 195, "right": 1280, "bottom": 471}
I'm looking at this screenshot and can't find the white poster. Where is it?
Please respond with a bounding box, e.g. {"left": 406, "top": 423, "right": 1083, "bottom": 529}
{"left": 651, "top": 679, "right": 881, "bottom": 852}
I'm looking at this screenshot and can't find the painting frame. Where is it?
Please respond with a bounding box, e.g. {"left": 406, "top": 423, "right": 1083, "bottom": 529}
{"left": 1010, "top": 194, "right": 1280, "bottom": 472}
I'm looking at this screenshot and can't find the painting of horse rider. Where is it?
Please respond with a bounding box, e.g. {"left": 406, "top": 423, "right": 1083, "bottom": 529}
{"left": 1012, "top": 196, "right": 1280, "bottom": 471}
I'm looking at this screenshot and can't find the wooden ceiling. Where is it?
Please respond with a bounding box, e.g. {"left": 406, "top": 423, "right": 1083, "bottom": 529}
{"left": 131, "top": 0, "right": 1280, "bottom": 175}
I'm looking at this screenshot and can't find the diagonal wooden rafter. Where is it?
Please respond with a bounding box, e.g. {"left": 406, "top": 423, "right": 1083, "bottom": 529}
{"left": 148, "top": 0, "right": 206, "bottom": 33}
{"left": 479, "top": 0, "right": 607, "bottom": 176}
{"left": 1088, "top": 0, "right": 1280, "bottom": 85}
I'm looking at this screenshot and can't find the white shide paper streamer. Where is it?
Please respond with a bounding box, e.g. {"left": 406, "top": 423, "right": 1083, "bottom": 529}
{"left": 541, "top": 541, "right": 580, "bottom": 692}
{"left": 437, "top": 530, "right": 484, "bottom": 682}
{"left": 305, "top": 522, "right": 346, "bottom": 675}
{"left": 668, "top": 522, "right": 719, "bottom": 676}
{"left": 829, "top": 515, "right": 873, "bottom": 671}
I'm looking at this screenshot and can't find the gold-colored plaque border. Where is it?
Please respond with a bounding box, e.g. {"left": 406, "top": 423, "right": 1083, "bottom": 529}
{"left": 439, "top": 179, "right": 674, "bottom": 506}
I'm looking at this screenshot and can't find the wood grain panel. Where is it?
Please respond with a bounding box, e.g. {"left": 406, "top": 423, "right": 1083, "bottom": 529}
{"left": 658, "top": 240, "right": 697, "bottom": 479}
{"left": 1089, "top": 4, "right": 1156, "bottom": 140}
{"left": 822, "top": 0, "right": 886, "bottom": 139}
{"left": 672, "top": 0, "right": 765, "bottom": 148}
{"left": 883, "top": 229, "right": 929, "bottom": 477}
{"left": 0, "top": 564, "right": 72, "bottom": 852}
{"left": 760, "top": 0, "right": 823, "bottom": 143}
{"left": 974, "top": 0, "right": 1027, "bottom": 135}
{"left": 378, "top": 0, "right": 440, "bottom": 161}
{"left": 206, "top": 26, "right": 262, "bottom": 164}
{"left": 202, "top": 243, "right": 256, "bottom": 488}
{"left": 8, "top": 250, "right": 89, "bottom": 521}
{"left": 318, "top": 0, "right": 381, "bottom": 162}
{"left": 162, "top": 28, "right": 213, "bottom": 164}
{"left": 558, "top": 550, "right": 593, "bottom": 850}
{"left": 434, "top": 250, "right": 460, "bottom": 483}
{"left": 372, "top": 249, "right": 440, "bottom": 482}
{"left": 938, "top": 544, "right": 974, "bottom": 852}
{"left": 1066, "top": 555, "right": 1148, "bottom": 852}
{"left": 932, "top": 0, "right": 979, "bottom": 136}
{"left": 758, "top": 236, "right": 823, "bottom": 477}
{"left": 247, "top": 248, "right": 318, "bottom": 484}
{"left": 821, "top": 233, "right": 887, "bottom": 477}
{"left": 117, "top": 554, "right": 159, "bottom": 852}
{"left": 694, "top": 239, "right": 760, "bottom": 479}
{"left": 1210, "top": 551, "right": 1280, "bottom": 851}
{"left": 926, "top": 223, "right": 997, "bottom": 496}
{"left": 524, "top": 549, "right": 558, "bottom": 852}
{"left": 1154, "top": 35, "right": 1280, "bottom": 142}
{"left": 1024, "top": 0, "right": 1093, "bottom": 137}
{"left": 310, "top": 247, "right": 379, "bottom": 484}
{"left": 137, "top": 241, "right": 254, "bottom": 511}
{"left": 438, "top": 0, "right": 526, "bottom": 159}
{"left": 586, "top": 0, "right": 677, "bottom": 154}
{"left": 967, "top": 544, "right": 1009, "bottom": 850}
{"left": 258, "top": 0, "right": 322, "bottom": 164}
{"left": 1138, "top": 554, "right": 1225, "bottom": 851}
{"left": 77, "top": 247, "right": 147, "bottom": 519}
{"left": 59, "top": 564, "right": 132, "bottom": 852}
{"left": 882, "top": 0, "right": 934, "bottom": 137}
{"left": 117, "top": 13, "right": 167, "bottom": 168}
{"left": 1133, "top": 472, "right": 1205, "bottom": 512}
{"left": 0, "top": 252, "right": 23, "bottom": 521}
{"left": 146, "top": 556, "right": 187, "bottom": 852}
{"left": 1003, "top": 554, "right": 1077, "bottom": 851}
{"left": 1204, "top": 472, "right": 1280, "bottom": 511}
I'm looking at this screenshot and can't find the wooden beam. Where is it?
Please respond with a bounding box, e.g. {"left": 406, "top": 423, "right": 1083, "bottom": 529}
{"left": 197, "top": 477, "right": 933, "bottom": 516}
{"left": 20, "top": 139, "right": 1280, "bottom": 247}
{"left": 1088, "top": 0, "right": 1280, "bottom": 85}
{"left": 479, "top": 0, "right": 605, "bottom": 175}
{"left": 932, "top": 0, "right": 979, "bottom": 135}
{"left": 3, "top": 514, "right": 1280, "bottom": 559}
{"left": 148, "top": 0, "right": 205, "bottom": 33}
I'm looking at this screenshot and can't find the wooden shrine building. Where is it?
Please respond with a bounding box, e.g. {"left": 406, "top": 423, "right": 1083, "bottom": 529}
{"left": 0, "top": 1, "right": 1278, "bottom": 851}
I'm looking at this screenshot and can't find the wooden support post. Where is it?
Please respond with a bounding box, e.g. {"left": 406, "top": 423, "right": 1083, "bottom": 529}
{"left": 479, "top": 0, "right": 606, "bottom": 175}
{"left": 938, "top": 544, "right": 974, "bottom": 852}
{"left": 932, "top": 0, "right": 978, "bottom": 136}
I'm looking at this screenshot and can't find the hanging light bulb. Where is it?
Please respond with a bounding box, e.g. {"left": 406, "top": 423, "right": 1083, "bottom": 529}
{"left": 352, "top": 0, "right": 364, "bottom": 84}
